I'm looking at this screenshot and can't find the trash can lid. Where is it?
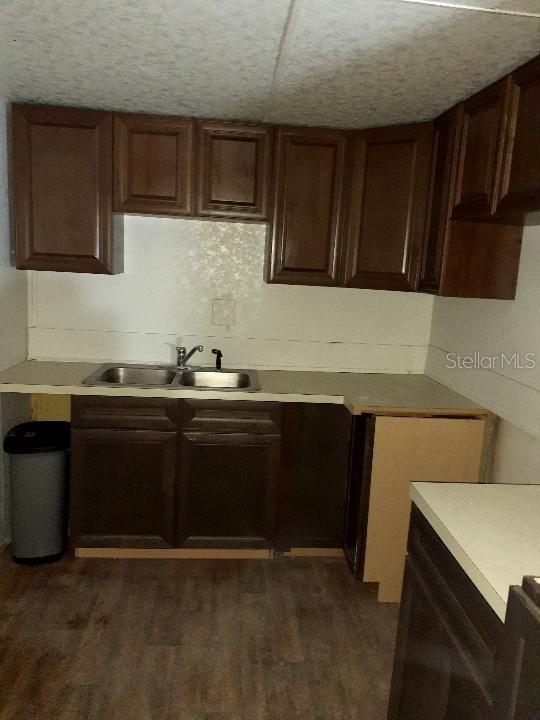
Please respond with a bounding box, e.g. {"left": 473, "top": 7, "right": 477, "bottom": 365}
{"left": 3, "top": 421, "right": 70, "bottom": 454}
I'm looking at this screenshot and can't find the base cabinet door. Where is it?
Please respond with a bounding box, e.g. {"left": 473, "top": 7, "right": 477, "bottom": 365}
{"left": 70, "top": 429, "right": 177, "bottom": 548}
{"left": 177, "top": 432, "right": 281, "bottom": 548}
{"left": 388, "top": 556, "right": 491, "bottom": 720}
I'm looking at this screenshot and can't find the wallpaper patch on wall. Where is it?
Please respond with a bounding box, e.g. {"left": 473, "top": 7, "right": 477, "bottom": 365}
{"left": 28, "top": 216, "right": 434, "bottom": 374}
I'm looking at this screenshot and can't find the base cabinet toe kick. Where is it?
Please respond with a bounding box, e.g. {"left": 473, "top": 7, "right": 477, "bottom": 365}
{"left": 387, "top": 506, "right": 540, "bottom": 720}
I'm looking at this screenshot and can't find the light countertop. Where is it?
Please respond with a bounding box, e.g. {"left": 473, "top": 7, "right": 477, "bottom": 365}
{"left": 0, "top": 360, "right": 488, "bottom": 417}
{"left": 411, "top": 482, "right": 540, "bottom": 621}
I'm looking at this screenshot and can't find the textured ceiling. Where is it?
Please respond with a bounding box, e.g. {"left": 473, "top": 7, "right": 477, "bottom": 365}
{"left": 0, "top": 0, "right": 539, "bottom": 128}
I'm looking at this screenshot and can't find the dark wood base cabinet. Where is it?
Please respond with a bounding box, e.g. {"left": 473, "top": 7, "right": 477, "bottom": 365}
{"left": 70, "top": 397, "right": 351, "bottom": 552}
{"left": 388, "top": 507, "right": 540, "bottom": 720}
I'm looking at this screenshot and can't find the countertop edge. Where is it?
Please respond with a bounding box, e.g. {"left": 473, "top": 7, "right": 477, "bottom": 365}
{"left": 410, "top": 483, "right": 508, "bottom": 621}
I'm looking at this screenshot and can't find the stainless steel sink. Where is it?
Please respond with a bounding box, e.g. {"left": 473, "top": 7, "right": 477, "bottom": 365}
{"left": 83, "top": 364, "right": 176, "bottom": 387}
{"left": 82, "top": 364, "right": 260, "bottom": 391}
{"left": 178, "top": 370, "right": 258, "bottom": 390}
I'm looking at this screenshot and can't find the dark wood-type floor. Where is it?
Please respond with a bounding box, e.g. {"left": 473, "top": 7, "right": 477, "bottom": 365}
{"left": 0, "top": 552, "right": 398, "bottom": 720}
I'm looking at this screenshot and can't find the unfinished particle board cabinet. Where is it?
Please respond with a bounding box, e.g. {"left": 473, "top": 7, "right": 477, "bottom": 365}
{"left": 344, "top": 414, "right": 486, "bottom": 602}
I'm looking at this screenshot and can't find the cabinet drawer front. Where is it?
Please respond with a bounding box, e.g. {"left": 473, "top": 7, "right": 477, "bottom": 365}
{"left": 71, "top": 396, "right": 179, "bottom": 430}
{"left": 180, "top": 399, "right": 281, "bottom": 434}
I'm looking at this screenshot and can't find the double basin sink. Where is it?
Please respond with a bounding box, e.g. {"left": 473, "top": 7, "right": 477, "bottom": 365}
{"left": 82, "top": 364, "right": 261, "bottom": 391}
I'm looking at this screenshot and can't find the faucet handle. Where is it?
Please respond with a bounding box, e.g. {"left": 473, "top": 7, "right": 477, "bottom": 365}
{"left": 212, "top": 348, "right": 223, "bottom": 371}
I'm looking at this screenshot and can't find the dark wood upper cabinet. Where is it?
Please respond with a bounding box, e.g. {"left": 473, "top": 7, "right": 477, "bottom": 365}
{"left": 496, "top": 55, "right": 540, "bottom": 224}
{"left": 452, "top": 78, "right": 511, "bottom": 220}
{"left": 419, "top": 107, "right": 462, "bottom": 294}
{"left": 114, "top": 112, "right": 194, "bottom": 215}
{"left": 195, "top": 120, "right": 273, "bottom": 220}
{"left": 11, "top": 103, "right": 122, "bottom": 274}
{"left": 266, "top": 126, "right": 349, "bottom": 286}
{"left": 419, "top": 105, "right": 523, "bottom": 300}
{"left": 344, "top": 122, "right": 433, "bottom": 291}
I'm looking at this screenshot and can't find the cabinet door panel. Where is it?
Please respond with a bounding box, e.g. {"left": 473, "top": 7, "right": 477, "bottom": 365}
{"left": 419, "top": 107, "right": 462, "bottom": 294}
{"left": 177, "top": 432, "right": 281, "bottom": 547}
{"left": 196, "top": 121, "right": 273, "bottom": 219}
{"left": 12, "top": 104, "right": 121, "bottom": 273}
{"left": 114, "top": 113, "right": 193, "bottom": 215}
{"left": 497, "top": 55, "right": 540, "bottom": 223}
{"left": 266, "top": 126, "right": 348, "bottom": 286}
{"left": 388, "top": 557, "right": 452, "bottom": 720}
{"left": 452, "top": 79, "right": 510, "bottom": 219}
{"left": 70, "top": 429, "right": 177, "bottom": 548}
{"left": 344, "top": 123, "right": 433, "bottom": 291}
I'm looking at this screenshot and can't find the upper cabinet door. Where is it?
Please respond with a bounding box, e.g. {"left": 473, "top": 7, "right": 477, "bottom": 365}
{"left": 344, "top": 123, "right": 433, "bottom": 291}
{"left": 266, "top": 126, "right": 349, "bottom": 286}
{"left": 496, "top": 55, "right": 540, "bottom": 224}
{"left": 114, "top": 113, "right": 194, "bottom": 215}
{"left": 418, "top": 107, "right": 462, "bottom": 294}
{"left": 452, "top": 78, "right": 511, "bottom": 220}
{"left": 11, "top": 103, "right": 121, "bottom": 274}
{"left": 195, "top": 121, "right": 273, "bottom": 220}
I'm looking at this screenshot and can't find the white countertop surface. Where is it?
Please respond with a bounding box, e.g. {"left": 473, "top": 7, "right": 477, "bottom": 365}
{"left": 0, "top": 361, "right": 487, "bottom": 417}
{"left": 411, "top": 482, "right": 540, "bottom": 621}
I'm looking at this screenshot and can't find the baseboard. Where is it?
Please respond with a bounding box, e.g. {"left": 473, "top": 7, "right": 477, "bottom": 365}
{"left": 75, "top": 547, "right": 272, "bottom": 560}
{"left": 284, "top": 547, "right": 345, "bottom": 558}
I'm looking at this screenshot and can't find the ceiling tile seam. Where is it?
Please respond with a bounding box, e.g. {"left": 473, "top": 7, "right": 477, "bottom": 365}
{"left": 398, "top": 0, "right": 540, "bottom": 18}
{"left": 264, "top": 0, "right": 303, "bottom": 122}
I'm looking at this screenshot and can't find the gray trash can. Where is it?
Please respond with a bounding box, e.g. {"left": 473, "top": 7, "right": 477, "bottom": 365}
{"left": 3, "top": 421, "right": 70, "bottom": 564}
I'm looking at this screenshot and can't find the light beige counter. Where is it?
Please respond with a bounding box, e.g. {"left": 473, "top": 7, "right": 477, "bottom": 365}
{"left": 0, "top": 360, "right": 488, "bottom": 416}
{"left": 411, "top": 482, "right": 540, "bottom": 621}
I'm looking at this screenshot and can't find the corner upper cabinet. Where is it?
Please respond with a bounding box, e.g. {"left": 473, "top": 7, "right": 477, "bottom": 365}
{"left": 114, "top": 113, "right": 194, "bottom": 215}
{"left": 419, "top": 106, "right": 523, "bottom": 300}
{"left": 496, "top": 55, "right": 540, "bottom": 224}
{"left": 11, "top": 103, "right": 122, "bottom": 274}
{"left": 266, "top": 126, "right": 349, "bottom": 286}
{"left": 452, "top": 78, "right": 511, "bottom": 220}
{"left": 344, "top": 122, "right": 433, "bottom": 291}
{"left": 195, "top": 121, "right": 273, "bottom": 220}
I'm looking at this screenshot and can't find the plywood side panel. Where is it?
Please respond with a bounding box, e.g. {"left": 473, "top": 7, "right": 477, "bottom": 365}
{"left": 31, "top": 393, "right": 71, "bottom": 421}
{"left": 363, "top": 416, "right": 485, "bottom": 602}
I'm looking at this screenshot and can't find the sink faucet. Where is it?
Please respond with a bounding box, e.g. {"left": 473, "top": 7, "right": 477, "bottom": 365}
{"left": 176, "top": 345, "right": 203, "bottom": 369}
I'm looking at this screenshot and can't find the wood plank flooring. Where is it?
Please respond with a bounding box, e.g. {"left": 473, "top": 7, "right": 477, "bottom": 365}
{"left": 0, "top": 552, "right": 398, "bottom": 719}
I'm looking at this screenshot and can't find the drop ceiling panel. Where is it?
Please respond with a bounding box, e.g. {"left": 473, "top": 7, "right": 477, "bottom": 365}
{"left": 399, "top": 0, "right": 540, "bottom": 12}
{"left": 268, "top": 0, "right": 540, "bottom": 127}
{"left": 0, "top": 0, "right": 291, "bottom": 118}
{"left": 0, "top": 0, "right": 538, "bottom": 128}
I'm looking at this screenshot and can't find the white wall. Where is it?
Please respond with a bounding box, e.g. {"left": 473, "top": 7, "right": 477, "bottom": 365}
{"left": 28, "top": 215, "right": 435, "bottom": 374}
{"left": 0, "top": 96, "right": 29, "bottom": 543}
{"left": 426, "top": 225, "right": 540, "bottom": 484}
